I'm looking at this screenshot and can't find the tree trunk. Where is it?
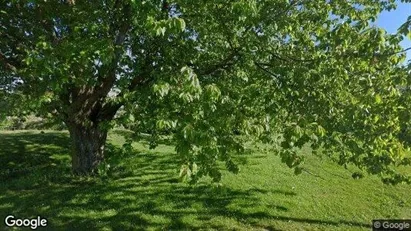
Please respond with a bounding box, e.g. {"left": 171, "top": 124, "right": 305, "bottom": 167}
{"left": 67, "top": 122, "right": 107, "bottom": 175}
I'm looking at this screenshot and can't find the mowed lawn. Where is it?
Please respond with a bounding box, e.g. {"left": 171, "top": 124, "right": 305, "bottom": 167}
{"left": 0, "top": 130, "right": 410, "bottom": 230}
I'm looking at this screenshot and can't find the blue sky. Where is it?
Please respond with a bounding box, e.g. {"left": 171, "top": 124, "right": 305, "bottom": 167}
{"left": 376, "top": 1, "right": 411, "bottom": 61}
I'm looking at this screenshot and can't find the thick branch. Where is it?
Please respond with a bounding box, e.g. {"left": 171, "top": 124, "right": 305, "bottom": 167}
{"left": 197, "top": 49, "right": 240, "bottom": 76}
{"left": 98, "top": 68, "right": 153, "bottom": 122}
{"left": 70, "top": 3, "right": 132, "bottom": 115}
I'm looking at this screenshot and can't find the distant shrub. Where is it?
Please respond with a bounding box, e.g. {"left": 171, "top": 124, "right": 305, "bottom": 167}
{"left": 0, "top": 116, "right": 25, "bottom": 130}
{"left": 0, "top": 115, "right": 65, "bottom": 130}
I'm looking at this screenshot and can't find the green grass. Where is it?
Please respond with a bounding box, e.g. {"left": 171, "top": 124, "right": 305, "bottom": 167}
{"left": 0, "top": 130, "right": 410, "bottom": 230}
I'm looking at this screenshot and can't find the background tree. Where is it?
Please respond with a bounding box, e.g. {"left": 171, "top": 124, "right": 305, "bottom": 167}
{"left": 1, "top": 0, "right": 410, "bottom": 184}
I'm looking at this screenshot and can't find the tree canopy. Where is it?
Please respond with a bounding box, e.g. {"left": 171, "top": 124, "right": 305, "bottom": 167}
{"left": 1, "top": 0, "right": 411, "bottom": 184}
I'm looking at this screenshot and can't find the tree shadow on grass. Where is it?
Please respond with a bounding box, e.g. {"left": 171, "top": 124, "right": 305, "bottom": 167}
{"left": 0, "top": 131, "right": 72, "bottom": 184}
{"left": 0, "top": 131, "right": 371, "bottom": 230}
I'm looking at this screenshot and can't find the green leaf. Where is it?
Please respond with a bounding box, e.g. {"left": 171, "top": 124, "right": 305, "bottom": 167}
{"left": 375, "top": 94, "right": 382, "bottom": 104}
{"left": 178, "top": 18, "right": 186, "bottom": 31}
{"left": 156, "top": 27, "right": 166, "bottom": 36}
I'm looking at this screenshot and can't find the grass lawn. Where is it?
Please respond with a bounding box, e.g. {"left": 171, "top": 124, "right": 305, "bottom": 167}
{"left": 0, "top": 130, "right": 410, "bottom": 230}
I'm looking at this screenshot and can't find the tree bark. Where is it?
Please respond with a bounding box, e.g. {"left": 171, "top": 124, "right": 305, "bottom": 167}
{"left": 67, "top": 122, "right": 107, "bottom": 175}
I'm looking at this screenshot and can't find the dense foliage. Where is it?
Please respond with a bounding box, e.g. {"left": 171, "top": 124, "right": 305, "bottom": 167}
{"left": 1, "top": 0, "right": 411, "bottom": 184}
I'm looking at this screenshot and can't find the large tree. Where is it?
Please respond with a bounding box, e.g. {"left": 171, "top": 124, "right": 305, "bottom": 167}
{"left": 1, "top": 0, "right": 411, "bottom": 184}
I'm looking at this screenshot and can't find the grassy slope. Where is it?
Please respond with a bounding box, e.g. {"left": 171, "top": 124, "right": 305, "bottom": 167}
{"left": 0, "top": 130, "right": 410, "bottom": 231}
